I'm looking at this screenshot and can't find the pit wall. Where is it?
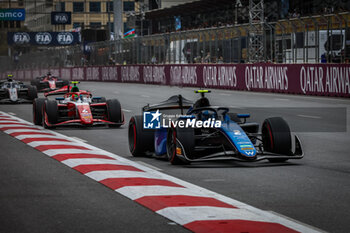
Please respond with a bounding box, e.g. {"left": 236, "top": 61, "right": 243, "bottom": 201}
{"left": 4, "top": 64, "right": 350, "bottom": 98}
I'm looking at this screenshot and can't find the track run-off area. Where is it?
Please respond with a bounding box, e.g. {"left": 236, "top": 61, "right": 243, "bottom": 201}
{"left": 0, "top": 82, "right": 349, "bottom": 233}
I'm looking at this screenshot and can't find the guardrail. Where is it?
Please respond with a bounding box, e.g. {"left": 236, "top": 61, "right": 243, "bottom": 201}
{"left": 3, "top": 63, "right": 350, "bottom": 98}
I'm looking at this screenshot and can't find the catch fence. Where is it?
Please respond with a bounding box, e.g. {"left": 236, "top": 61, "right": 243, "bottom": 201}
{"left": 4, "top": 12, "right": 350, "bottom": 72}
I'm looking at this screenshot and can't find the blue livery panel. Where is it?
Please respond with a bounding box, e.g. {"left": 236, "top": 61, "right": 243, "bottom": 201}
{"left": 220, "top": 121, "right": 257, "bottom": 157}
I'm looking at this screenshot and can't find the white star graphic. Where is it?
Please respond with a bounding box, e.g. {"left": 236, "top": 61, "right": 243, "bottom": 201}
{"left": 151, "top": 110, "right": 161, "bottom": 122}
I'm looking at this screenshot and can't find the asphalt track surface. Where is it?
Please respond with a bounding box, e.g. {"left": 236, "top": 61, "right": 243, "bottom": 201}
{"left": 0, "top": 82, "right": 349, "bottom": 233}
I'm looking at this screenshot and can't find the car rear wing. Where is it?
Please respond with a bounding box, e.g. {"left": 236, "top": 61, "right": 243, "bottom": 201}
{"left": 143, "top": 94, "right": 193, "bottom": 114}
{"left": 44, "top": 85, "right": 70, "bottom": 97}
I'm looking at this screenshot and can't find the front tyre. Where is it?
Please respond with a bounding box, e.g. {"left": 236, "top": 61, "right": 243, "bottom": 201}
{"left": 43, "top": 100, "right": 58, "bottom": 128}
{"left": 33, "top": 98, "right": 46, "bottom": 125}
{"left": 262, "top": 117, "right": 292, "bottom": 162}
{"left": 128, "top": 115, "right": 155, "bottom": 156}
{"left": 106, "top": 99, "right": 122, "bottom": 128}
{"left": 166, "top": 127, "right": 194, "bottom": 165}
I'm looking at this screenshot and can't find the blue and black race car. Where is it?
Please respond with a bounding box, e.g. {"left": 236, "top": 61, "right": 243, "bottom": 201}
{"left": 128, "top": 90, "right": 303, "bottom": 165}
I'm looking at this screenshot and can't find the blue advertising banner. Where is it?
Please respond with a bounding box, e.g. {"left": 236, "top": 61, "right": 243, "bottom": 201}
{"left": 51, "top": 12, "right": 72, "bottom": 25}
{"left": 7, "top": 32, "right": 81, "bottom": 46}
{"left": 0, "top": 8, "right": 25, "bottom": 21}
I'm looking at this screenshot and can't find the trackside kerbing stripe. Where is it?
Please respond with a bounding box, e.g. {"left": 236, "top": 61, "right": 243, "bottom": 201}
{"left": 157, "top": 206, "right": 275, "bottom": 225}
{"left": 62, "top": 158, "right": 123, "bottom": 167}
{"left": 73, "top": 164, "right": 143, "bottom": 174}
{"left": 184, "top": 220, "right": 300, "bottom": 233}
{"left": 0, "top": 126, "right": 40, "bottom": 131}
{"left": 35, "top": 144, "right": 91, "bottom": 152}
{"left": 85, "top": 170, "right": 155, "bottom": 181}
{"left": 0, "top": 122, "right": 29, "bottom": 125}
{"left": 42, "top": 149, "right": 102, "bottom": 156}
{"left": 52, "top": 153, "right": 115, "bottom": 161}
{"left": 117, "top": 186, "right": 209, "bottom": 200}
{"left": 22, "top": 138, "right": 71, "bottom": 143}
{"left": 135, "top": 195, "right": 237, "bottom": 211}
{"left": 11, "top": 132, "right": 55, "bottom": 137}
{"left": 100, "top": 177, "right": 184, "bottom": 190}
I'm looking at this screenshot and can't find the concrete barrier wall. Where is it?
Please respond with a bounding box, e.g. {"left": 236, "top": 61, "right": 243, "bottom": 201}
{"left": 4, "top": 64, "right": 350, "bottom": 98}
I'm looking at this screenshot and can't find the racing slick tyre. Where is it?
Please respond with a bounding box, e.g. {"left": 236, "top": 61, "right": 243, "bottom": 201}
{"left": 43, "top": 100, "right": 58, "bottom": 128}
{"left": 166, "top": 127, "right": 194, "bottom": 165}
{"left": 262, "top": 117, "right": 292, "bottom": 162}
{"left": 128, "top": 115, "right": 155, "bottom": 156}
{"left": 106, "top": 99, "right": 122, "bottom": 128}
{"left": 30, "top": 79, "right": 40, "bottom": 90}
{"left": 33, "top": 98, "right": 46, "bottom": 125}
{"left": 27, "top": 85, "right": 38, "bottom": 100}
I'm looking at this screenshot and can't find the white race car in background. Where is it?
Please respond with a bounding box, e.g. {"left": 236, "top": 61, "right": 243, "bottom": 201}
{"left": 0, "top": 75, "right": 38, "bottom": 104}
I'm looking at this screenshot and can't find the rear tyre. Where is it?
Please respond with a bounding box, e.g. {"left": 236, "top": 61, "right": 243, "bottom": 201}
{"left": 27, "top": 85, "right": 38, "bottom": 100}
{"left": 166, "top": 127, "right": 194, "bottom": 165}
{"left": 262, "top": 117, "right": 292, "bottom": 162}
{"left": 30, "top": 79, "right": 40, "bottom": 91}
{"left": 33, "top": 98, "right": 46, "bottom": 125}
{"left": 43, "top": 100, "right": 58, "bottom": 128}
{"left": 128, "top": 115, "right": 155, "bottom": 156}
{"left": 106, "top": 99, "right": 122, "bottom": 127}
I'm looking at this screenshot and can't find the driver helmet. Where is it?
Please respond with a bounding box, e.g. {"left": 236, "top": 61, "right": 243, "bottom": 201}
{"left": 71, "top": 94, "right": 79, "bottom": 101}
{"left": 71, "top": 86, "right": 79, "bottom": 92}
{"left": 7, "top": 74, "right": 13, "bottom": 82}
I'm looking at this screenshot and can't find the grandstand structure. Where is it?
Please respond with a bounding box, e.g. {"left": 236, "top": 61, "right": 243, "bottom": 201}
{"left": 3, "top": 0, "right": 350, "bottom": 70}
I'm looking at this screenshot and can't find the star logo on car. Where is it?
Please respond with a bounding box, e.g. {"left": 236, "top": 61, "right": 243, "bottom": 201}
{"left": 150, "top": 110, "right": 161, "bottom": 122}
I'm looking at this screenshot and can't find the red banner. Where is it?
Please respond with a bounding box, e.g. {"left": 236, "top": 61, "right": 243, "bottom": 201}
{"left": 3, "top": 64, "right": 350, "bottom": 97}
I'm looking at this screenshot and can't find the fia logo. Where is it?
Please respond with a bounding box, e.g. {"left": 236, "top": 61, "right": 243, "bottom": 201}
{"left": 55, "top": 13, "right": 69, "bottom": 23}
{"left": 57, "top": 32, "right": 73, "bottom": 45}
{"left": 13, "top": 32, "right": 30, "bottom": 44}
{"left": 35, "top": 32, "right": 52, "bottom": 45}
{"left": 143, "top": 110, "right": 161, "bottom": 129}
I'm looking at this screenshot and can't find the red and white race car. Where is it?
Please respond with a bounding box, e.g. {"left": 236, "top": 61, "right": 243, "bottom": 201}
{"left": 44, "top": 85, "right": 75, "bottom": 97}
{"left": 31, "top": 72, "right": 69, "bottom": 92}
{"left": 33, "top": 85, "right": 124, "bottom": 128}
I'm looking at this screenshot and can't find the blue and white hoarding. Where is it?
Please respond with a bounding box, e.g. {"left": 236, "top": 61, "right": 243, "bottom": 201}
{"left": 0, "top": 9, "right": 25, "bottom": 21}
{"left": 7, "top": 32, "right": 81, "bottom": 46}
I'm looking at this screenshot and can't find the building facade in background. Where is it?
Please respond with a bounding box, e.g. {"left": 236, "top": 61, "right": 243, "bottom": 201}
{"left": 0, "top": 0, "right": 25, "bottom": 30}
{"left": 24, "top": 0, "right": 138, "bottom": 33}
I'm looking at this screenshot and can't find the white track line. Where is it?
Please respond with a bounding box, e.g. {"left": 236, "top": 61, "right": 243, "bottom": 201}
{"left": 297, "top": 114, "right": 322, "bottom": 119}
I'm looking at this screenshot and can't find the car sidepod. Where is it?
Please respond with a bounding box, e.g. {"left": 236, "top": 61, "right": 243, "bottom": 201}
{"left": 154, "top": 128, "right": 168, "bottom": 156}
